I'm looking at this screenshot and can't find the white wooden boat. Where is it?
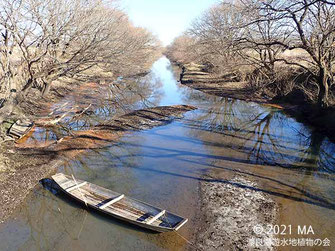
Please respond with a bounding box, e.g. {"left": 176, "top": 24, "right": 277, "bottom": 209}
{"left": 52, "top": 173, "right": 188, "bottom": 232}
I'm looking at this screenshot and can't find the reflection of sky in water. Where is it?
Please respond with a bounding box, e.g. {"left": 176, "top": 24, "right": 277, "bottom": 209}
{"left": 151, "top": 57, "right": 183, "bottom": 106}
{"left": 1, "top": 57, "right": 335, "bottom": 251}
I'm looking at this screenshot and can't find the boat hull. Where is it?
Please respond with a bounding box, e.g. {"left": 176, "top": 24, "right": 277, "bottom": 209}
{"left": 52, "top": 173, "right": 188, "bottom": 233}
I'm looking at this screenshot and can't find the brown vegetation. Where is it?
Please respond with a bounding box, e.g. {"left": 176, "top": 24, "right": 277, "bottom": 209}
{"left": 166, "top": 0, "right": 335, "bottom": 109}
{"left": 17, "top": 105, "right": 196, "bottom": 155}
{"left": 180, "top": 63, "right": 266, "bottom": 102}
{"left": 0, "top": 0, "right": 161, "bottom": 125}
{"left": 0, "top": 104, "right": 196, "bottom": 222}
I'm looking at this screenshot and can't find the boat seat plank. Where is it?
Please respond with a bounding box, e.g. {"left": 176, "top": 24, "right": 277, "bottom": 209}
{"left": 51, "top": 173, "right": 188, "bottom": 232}
{"left": 53, "top": 174, "right": 70, "bottom": 185}
{"left": 66, "top": 182, "right": 88, "bottom": 192}
{"left": 98, "top": 194, "right": 125, "bottom": 209}
{"left": 146, "top": 210, "right": 166, "bottom": 224}
{"left": 59, "top": 180, "right": 74, "bottom": 188}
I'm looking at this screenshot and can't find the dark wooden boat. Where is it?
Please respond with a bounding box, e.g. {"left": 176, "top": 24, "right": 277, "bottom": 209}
{"left": 52, "top": 173, "right": 188, "bottom": 232}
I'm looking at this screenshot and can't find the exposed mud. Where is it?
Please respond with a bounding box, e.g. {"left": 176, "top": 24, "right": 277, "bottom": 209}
{"left": 0, "top": 103, "right": 196, "bottom": 222}
{"left": 17, "top": 105, "right": 196, "bottom": 154}
{"left": 178, "top": 63, "right": 280, "bottom": 251}
{"left": 195, "top": 175, "right": 278, "bottom": 251}
{"left": 180, "top": 63, "right": 267, "bottom": 103}
{"left": 179, "top": 62, "right": 335, "bottom": 142}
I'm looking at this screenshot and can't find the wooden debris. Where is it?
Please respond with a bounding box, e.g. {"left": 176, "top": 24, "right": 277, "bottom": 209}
{"left": 8, "top": 120, "right": 34, "bottom": 139}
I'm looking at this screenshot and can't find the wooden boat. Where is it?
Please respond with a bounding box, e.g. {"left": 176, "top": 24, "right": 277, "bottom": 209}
{"left": 52, "top": 173, "right": 188, "bottom": 232}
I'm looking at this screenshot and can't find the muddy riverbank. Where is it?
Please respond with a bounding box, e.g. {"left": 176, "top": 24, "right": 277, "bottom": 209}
{"left": 178, "top": 62, "right": 335, "bottom": 142}
{"left": 1, "top": 57, "right": 334, "bottom": 251}
{"left": 195, "top": 175, "right": 278, "bottom": 251}
{"left": 179, "top": 62, "right": 266, "bottom": 103}
{"left": 175, "top": 60, "right": 335, "bottom": 250}
{"left": 0, "top": 78, "right": 196, "bottom": 222}
{"left": 0, "top": 83, "right": 78, "bottom": 222}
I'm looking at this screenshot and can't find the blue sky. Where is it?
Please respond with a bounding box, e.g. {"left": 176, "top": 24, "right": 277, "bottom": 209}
{"left": 121, "top": 0, "right": 218, "bottom": 45}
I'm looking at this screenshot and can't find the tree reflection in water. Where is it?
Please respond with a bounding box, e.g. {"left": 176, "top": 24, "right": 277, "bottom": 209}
{"left": 23, "top": 73, "right": 163, "bottom": 146}
{"left": 3, "top": 72, "right": 185, "bottom": 251}
{"left": 178, "top": 87, "right": 335, "bottom": 241}
{"left": 181, "top": 89, "right": 335, "bottom": 174}
{"left": 3, "top": 57, "right": 335, "bottom": 251}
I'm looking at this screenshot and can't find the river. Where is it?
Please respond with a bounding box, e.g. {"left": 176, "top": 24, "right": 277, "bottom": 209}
{"left": 0, "top": 57, "right": 334, "bottom": 250}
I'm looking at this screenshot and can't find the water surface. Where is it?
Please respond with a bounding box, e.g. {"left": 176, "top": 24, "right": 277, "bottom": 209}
{"left": 1, "top": 57, "right": 334, "bottom": 250}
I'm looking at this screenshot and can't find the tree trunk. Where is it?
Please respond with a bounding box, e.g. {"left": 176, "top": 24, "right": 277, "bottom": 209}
{"left": 22, "top": 78, "right": 34, "bottom": 95}
{"left": 317, "top": 68, "right": 330, "bottom": 109}
{"left": 42, "top": 81, "right": 51, "bottom": 97}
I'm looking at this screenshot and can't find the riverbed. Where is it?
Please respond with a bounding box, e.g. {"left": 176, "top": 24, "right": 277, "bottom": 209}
{"left": 0, "top": 57, "right": 334, "bottom": 250}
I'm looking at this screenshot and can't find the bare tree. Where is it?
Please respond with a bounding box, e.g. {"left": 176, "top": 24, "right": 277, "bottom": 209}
{"left": 240, "top": 0, "right": 335, "bottom": 108}
{"left": 181, "top": 2, "right": 283, "bottom": 78}
{"left": 0, "top": 0, "right": 159, "bottom": 122}
{"left": 165, "top": 35, "right": 198, "bottom": 64}
{"left": 187, "top": 3, "right": 246, "bottom": 74}
{"left": 169, "top": 0, "right": 335, "bottom": 107}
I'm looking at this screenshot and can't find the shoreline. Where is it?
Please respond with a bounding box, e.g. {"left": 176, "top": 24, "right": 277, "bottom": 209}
{"left": 194, "top": 174, "right": 278, "bottom": 251}
{"left": 173, "top": 63, "right": 280, "bottom": 250}
{"left": 1, "top": 57, "right": 330, "bottom": 250}
{"left": 0, "top": 81, "right": 196, "bottom": 223}
{"left": 176, "top": 61, "right": 335, "bottom": 142}
{"left": 0, "top": 84, "right": 76, "bottom": 222}
{"left": 172, "top": 59, "right": 335, "bottom": 250}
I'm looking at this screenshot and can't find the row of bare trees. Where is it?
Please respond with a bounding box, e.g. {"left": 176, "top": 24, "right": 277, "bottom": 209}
{"left": 0, "top": 0, "right": 160, "bottom": 122}
{"left": 166, "top": 0, "right": 335, "bottom": 108}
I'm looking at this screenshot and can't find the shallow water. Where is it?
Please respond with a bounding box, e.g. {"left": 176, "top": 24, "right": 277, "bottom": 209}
{"left": 1, "top": 57, "right": 334, "bottom": 250}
